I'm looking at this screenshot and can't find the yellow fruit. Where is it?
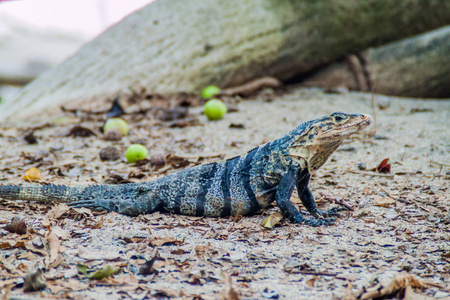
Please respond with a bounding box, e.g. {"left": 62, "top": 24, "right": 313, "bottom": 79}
{"left": 125, "top": 144, "right": 148, "bottom": 163}
{"left": 204, "top": 99, "right": 227, "bottom": 121}
{"left": 201, "top": 85, "right": 221, "bottom": 99}
{"left": 104, "top": 118, "right": 129, "bottom": 136}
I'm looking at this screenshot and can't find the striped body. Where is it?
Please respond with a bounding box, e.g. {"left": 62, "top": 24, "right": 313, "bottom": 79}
{"left": 151, "top": 142, "right": 293, "bottom": 217}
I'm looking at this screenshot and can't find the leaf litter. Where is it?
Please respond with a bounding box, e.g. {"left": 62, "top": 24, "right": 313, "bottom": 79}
{"left": 0, "top": 88, "right": 449, "bottom": 299}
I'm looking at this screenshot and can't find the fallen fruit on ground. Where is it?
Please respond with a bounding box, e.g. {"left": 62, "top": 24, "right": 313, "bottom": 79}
{"left": 204, "top": 99, "right": 227, "bottom": 121}
{"left": 125, "top": 144, "right": 148, "bottom": 163}
{"left": 201, "top": 85, "right": 221, "bottom": 99}
{"left": 104, "top": 118, "right": 129, "bottom": 136}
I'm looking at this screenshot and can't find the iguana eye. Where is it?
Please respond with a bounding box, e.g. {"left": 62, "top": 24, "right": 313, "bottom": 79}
{"left": 334, "top": 115, "right": 345, "bottom": 122}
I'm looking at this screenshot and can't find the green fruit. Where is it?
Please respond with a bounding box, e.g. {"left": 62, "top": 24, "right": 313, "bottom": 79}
{"left": 125, "top": 144, "right": 148, "bottom": 163}
{"left": 201, "top": 85, "right": 221, "bottom": 99}
{"left": 204, "top": 99, "right": 227, "bottom": 121}
{"left": 104, "top": 118, "right": 129, "bottom": 136}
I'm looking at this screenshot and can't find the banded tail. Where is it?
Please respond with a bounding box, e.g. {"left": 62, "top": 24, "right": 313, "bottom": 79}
{"left": 0, "top": 184, "right": 89, "bottom": 203}
{"left": 0, "top": 183, "right": 159, "bottom": 216}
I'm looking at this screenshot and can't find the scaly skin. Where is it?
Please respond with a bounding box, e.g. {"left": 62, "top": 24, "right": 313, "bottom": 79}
{"left": 0, "top": 112, "right": 371, "bottom": 226}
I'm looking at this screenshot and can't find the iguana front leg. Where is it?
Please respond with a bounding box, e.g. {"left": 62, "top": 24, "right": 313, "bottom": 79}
{"left": 296, "top": 170, "right": 347, "bottom": 218}
{"left": 275, "top": 167, "right": 335, "bottom": 226}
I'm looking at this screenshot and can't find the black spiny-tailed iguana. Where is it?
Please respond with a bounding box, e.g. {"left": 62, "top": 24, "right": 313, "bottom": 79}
{"left": 0, "top": 112, "right": 371, "bottom": 226}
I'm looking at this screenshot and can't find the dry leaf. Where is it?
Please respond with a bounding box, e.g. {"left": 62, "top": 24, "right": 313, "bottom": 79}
{"left": 23, "top": 167, "right": 43, "bottom": 182}
{"left": 374, "top": 238, "right": 396, "bottom": 247}
{"left": 262, "top": 212, "right": 283, "bottom": 228}
{"left": 359, "top": 273, "right": 443, "bottom": 300}
{"left": 47, "top": 204, "right": 70, "bottom": 219}
{"left": 306, "top": 277, "right": 316, "bottom": 288}
{"left": 139, "top": 252, "right": 159, "bottom": 275}
{"left": 46, "top": 232, "right": 61, "bottom": 267}
{"left": 222, "top": 271, "right": 239, "bottom": 300}
{"left": 373, "top": 197, "right": 395, "bottom": 207}
{"left": 374, "top": 158, "right": 391, "bottom": 173}
{"left": 149, "top": 237, "right": 183, "bottom": 247}
{"left": 52, "top": 226, "right": 71, "bottom": 240}
{"left": 0, "top": 240, "right": 26, "bottom": 250}
{"left": 91, "top": 216, "right": 104, "bottom": 229}
{"left": 67, "top": 125, "right": 97, "bottom": 137}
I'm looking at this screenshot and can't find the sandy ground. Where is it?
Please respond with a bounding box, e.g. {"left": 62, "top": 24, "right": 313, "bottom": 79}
{"left": 0, "top": 88, "right": 449, "bottom": 299}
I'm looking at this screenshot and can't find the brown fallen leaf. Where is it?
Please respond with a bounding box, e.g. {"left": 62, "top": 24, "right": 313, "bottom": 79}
{"left": 149, "top": 237, "right": 183, "bottom": 247}
{"left": 359, "top": 273, "right": 443, "bottom": 300}
{"left": 152, "top": 288, "right": 179, "bottom": 298}
{"left": 91, "top": 216, "right": 104, "bottom": 229}
{"left": 318, "top": 191, "right": 354, "bottom": 211}
{"left": 23, "top": 167, "right": 43, "bottom": 182}
{"left": 373, "top": 197, "right": 395, "bottom": 207}
{"left": 17, "top": 252, "right": 37, "bottom": 260}
{"left": 47, "top": 203, "right": 70, "bottom": 219}
{"left": 166, "top": 117, "right": 201, "bottom": 128}
{"left": 165, "top": 154, "right": 191, "bottom": 169}
{"left": 306, "top": 277, "right": 317, "bottom": 288}
{"left": 154, "top": 106, "right": 189, "bottom": 121}
{"left": 46, "top": 232, "right": 61, "bottom": 268}
{"left": 52, "top": 226, "right": 71, "bottom": 240}
{"left": 23, "top": 131, "right": 38, "bottom": 144}
{"left": 149, "top": 155, "right": 166, "bottom": 170}
{"left": 139, "top": 252, "right": 159, "bottom": 275}
{"left": 373, "top": 158, "right": 391, "bottom": 173}
{"left": 0, "top": 240, "right": 26, "bottom": 250}
{"left": 262, "top": 212, "right": 283, "bottom": 229}
{"left": 66, "top": 125, "right": 97, "bottom": 137}
{"left": 222, "top": 271, "right": 239, "bottom": 300}
{"left": 4, "top": 217, "right": 27, "bottom": 234}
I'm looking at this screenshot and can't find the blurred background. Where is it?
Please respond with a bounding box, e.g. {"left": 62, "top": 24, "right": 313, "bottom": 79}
{"left": 0, "top": 0, "right": 154, "bottom": 104}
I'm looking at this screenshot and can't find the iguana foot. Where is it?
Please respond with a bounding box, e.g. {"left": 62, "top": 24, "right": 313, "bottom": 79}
{"left": 303, "top": 217, "right": 336, "bottom": 227}
{"left": 313, "top": 207, "right": 349, "bottom": 218}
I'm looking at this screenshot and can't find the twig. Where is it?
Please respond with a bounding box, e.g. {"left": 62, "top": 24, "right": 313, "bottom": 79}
{"left": 290, "top": 270, "right": 337, "bottom": 276}
{"left": 318, "top": 191, "right": 354, "bottom": 211}
{"left": 430, "top": 161, "right": 450, "bottom": 168}
{"left": 369, "top": 84, "right": 377, "bottom": 136}
{"left": 346, "top": 170, "right": 394, "bottom": 178}
{"left": 221, "top": 76, "right": 281, "bottom": 96}
{"left": 377, "top": 185, "right": 396, "bottom": 199}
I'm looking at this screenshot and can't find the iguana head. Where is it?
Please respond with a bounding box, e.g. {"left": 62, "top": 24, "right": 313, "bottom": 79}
{"left": 286, "top": 112, "right": 372, "bottom": 172}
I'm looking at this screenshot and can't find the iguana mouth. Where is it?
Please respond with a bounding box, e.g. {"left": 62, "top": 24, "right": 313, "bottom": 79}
{"left": 342, "top": 114, "right": 371, "bottom": 131}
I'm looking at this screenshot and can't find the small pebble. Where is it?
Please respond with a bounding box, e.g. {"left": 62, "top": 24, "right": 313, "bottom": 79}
{"left": 99, "top": 146, "right": 122, "bottom": 161}
{"left": 32, "top": 236, "right": 45, "bottom": 248}
{"left": 103, "top": 128, "right": 123, "bottom": 141}
{"left": 401, "top": 262, "right": 412, "bottom": 272}
{"left": 357, "top": 162, "right": 367, "bottom": 170}
{"left": 149, "top": 156, "right": 166, "bottom": 169}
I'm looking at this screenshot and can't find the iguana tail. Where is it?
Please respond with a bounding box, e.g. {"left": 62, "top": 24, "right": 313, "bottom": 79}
{"left": 0, "top": 184, "right": 107, "bottom": 204}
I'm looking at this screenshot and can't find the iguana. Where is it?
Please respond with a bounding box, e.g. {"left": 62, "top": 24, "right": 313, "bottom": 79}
{"left": 0, "top": 112, "right": 371, "bottom": 226}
